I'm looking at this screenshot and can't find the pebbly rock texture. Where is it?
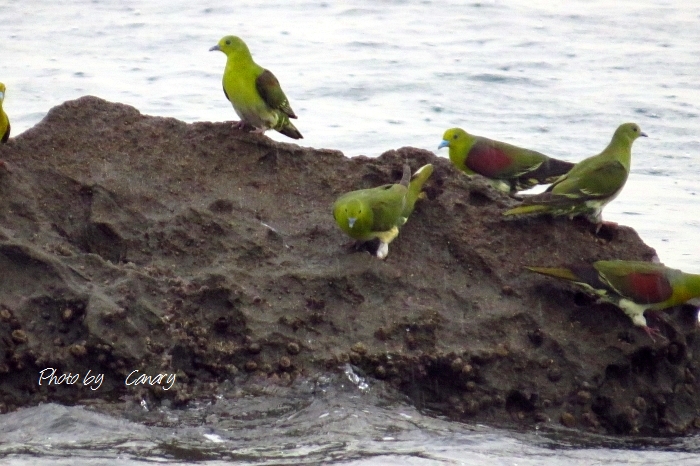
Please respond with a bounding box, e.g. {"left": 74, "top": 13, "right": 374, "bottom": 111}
{"left": 0, "top": 96, "right": 698, "bottom": 435}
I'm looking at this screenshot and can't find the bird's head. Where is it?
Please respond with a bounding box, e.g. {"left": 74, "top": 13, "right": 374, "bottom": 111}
{"left": 0, "top": 83, "right": 5, "bottom": 103}
{"left": 342, "top": 198, "right": 369, "bottom": 231}
{"left": 438, "top": 127, "right": 469, "bottom": 150}
{"left": 614, "top": 122, "right": 647, "bottom": 143}
{"left": 209, "top": 35, "right": 252, "bottom": 59}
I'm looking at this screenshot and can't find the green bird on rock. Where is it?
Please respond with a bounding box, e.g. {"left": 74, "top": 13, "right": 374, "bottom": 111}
{"left": 504, "top": 123, "right": 646, "bottom": 229}
{"left": 438, "top": 127, "right": 574, "bottom": 194}
{"left": 0, "top": 82, "right": 9, "bottom": 144}
{"left": 333, "top": 164, "right": 433, "bottom": 259}
{"left": 527, "top": 260, "right": 700, "bottom": 340}
{"left": 210, "top": 35, "right": 302, "bottom": 139}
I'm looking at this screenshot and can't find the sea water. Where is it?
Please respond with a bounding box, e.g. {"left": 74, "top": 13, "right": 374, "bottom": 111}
{"left": 0, "top": 1, "right": 699, "bottom": 464}
{"left": 3, "top": 0, "right": 699, "bottom": 269}
{"left": 1, "top": 374, "right": 700, "bottom": 466}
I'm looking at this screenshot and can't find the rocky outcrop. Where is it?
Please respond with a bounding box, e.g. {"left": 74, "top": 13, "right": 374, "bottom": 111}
{"left": 0, "top": 96, "right": 697, "bottom": 435}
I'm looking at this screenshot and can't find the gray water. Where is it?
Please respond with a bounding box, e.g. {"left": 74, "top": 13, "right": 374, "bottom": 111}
{"left": 1, "top": 372, "right": 700, "bottom": 465}
{"left": 1, "top": 0, "right": 699, "bottom": 463}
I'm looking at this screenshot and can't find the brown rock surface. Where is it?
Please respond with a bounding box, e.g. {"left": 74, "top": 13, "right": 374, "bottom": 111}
{"left": 0, "top": 96, "right": 698, "bottom": 435}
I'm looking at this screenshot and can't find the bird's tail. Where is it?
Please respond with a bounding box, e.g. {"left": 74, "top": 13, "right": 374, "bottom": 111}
{"left": 522, "top": 157, "right": 574, "bottom": 186}
{"left": 525, "top": 266, "right": 580, "bottom": 282}
{"left": 399, "top": 164, "right": 412, "bottom": 187}
{"left": 503, "top": 203, "right": 550, "bottom": 216}
{"left": 278, "top": 121, "right": 303, "bottom": 139}
{"left": 401, "top": 164, "right": 433, "bottom": 219}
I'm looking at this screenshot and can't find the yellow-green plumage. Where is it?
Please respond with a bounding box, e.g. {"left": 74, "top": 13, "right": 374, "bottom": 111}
{"left": 0, "top": 83, "right": 9, "bottom": 144}
{"left": 504, "top": 123, "right": 646, "bottom": 225}
{"left": 438, "top": 128, "right": 574, "bottom": 193}
{"left": 527, "top": 260, "right": 700, "bottom": 339}
{"left": 210, "top": 36, "right": 302, "bottom": 139}
{"left": 334, "top": 165, "right": 429, "bottom": 259}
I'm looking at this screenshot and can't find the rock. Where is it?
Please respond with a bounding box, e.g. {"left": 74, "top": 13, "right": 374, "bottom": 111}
{"left": 0, "top": 96, "right": 697, "bottom": 436}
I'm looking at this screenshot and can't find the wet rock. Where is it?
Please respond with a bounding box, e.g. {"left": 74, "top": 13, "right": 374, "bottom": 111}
{"left": 351, "top": 342, "right": 368, "bottom": 355}
{"left": 69, "top": 344, "right": 88, "bottom": 358}
{"left": 10, "top": 330, "right": 28, "bottom": 344}
{"left": 0, "top": 96, "right": 694, "bottom": 437}
{"left": 286, "top": 342, "right": 300, "bottom": 355}
{"left": 560, "top": 412, "right": 576, "bottom": 428}
{"left": 547, "top": 367, "right": 562, "bottom": 382}
{"left": 247, "top": 343, "right": 262, "bottom": 355}
{"left": 278, "top": 356, "right": 291, "bottom": 371}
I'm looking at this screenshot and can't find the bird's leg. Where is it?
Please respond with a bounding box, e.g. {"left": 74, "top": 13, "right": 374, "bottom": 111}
{"left": 595, "top": 220, "right": 619, "bottom": 235}
{"left": 621, "top": 302, "right": 666, "bottom": 342}
{"left": 344, "top": 239, "right": 367, "bottom": 252}
{"left": 373, "top": 226, "right": 400, "bottom": 259}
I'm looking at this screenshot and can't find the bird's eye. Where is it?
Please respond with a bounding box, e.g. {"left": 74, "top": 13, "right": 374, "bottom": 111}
{"left": 452, "top": 134, "right": 458, "bottom": 139}
{"left": 225, "top": 40, "right": 231, "bottom": 45}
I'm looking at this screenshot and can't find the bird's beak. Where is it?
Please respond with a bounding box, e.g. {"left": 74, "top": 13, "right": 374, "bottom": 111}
{"left": 209, "top": 45, "right": 221, "bottom": 52}
{"left": 438, "top": 140, "right": 449, "bottom": 150}
{"left": 348, "top": 217, "right": 356, "bottom": 228}
{"left": 640, "top": 132, "right": 648, "bottom": 137}
{"left": 0, "top": 91, "right": 4, "bottom": 100}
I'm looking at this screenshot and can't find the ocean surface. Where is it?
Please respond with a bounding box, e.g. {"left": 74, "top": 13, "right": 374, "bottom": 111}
{"left": 1, "top": 0, "right": 699, "bottom": 464}
{"left": 2, "top": 372, "right": 700, "bottom": 466}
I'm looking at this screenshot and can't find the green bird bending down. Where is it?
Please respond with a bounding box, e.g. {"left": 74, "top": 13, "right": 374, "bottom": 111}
{"left": 504, "top": 123, "right": 647, "bottom": 229}
{"left": 210, "top": 35, "right": 302, "bottom": 139}
{"left": 0, "top": 83, "right": 9, "bottom": 144}
{"left": 527, "top": 260, "right": 700, "bottom": 340}
{"left": 438, "top": 128, "right": 574, "bottom": 194}
{"left": 333, "top": 164, "right": 433, "bottom": 259}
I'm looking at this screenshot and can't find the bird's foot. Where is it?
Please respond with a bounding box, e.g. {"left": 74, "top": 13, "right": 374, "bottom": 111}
{"left": 595, "top": 220, "right": 619, "bottom": 235}
{"left": 343, "top": 239, "right": 377, "bottom": 257}
{"left": 344, "top": 240, "right": 365, "bottom": 252}
{"left": 0, "top": 160, "right": 11, "bottom": 173}
{"left": 642, "top": 325, "right": 666, "bottom": 343}
{"left": 251, "top": 127, "right": 267, "bottom": 135}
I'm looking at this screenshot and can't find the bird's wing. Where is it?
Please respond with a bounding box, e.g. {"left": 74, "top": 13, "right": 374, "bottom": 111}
{"left": 255, "top": 69, "right": 296, "bottom": 118}
{"left": 595, "top": 261, "right": 674, "bottom": 304}
{"left": 550, "top": 159, "right": 627, "bottom": 199}
{"left": 466, "top": 139, "right": 537, "bottom": 179}
{"left": 369, "top": 185, "right": 407, "bottom": 232}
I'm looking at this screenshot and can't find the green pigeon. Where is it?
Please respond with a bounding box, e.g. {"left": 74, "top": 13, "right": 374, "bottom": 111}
{"left": 438, "top": 127, "right": 574, "bottom": 194}
{"left": 0, "top": 83, "right": 9, "bottom": 143}
{"left": 333, "top": 164, "right": 432, "bottom": 259}
{"left": 210, "top": 35, "right": 302, "bottom": 139}
{"left": 527, "top": 260, "right": 700, "bottom": 339}
{"left": 504, "top": 123, "right": 647, "bottom": 228}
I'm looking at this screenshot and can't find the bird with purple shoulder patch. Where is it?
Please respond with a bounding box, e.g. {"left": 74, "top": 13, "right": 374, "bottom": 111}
{"left": 527, "top": 260, "right": 700, "bottom": 340}
{"left": 438, "top": 127, "right": 574, "bottom": 194}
